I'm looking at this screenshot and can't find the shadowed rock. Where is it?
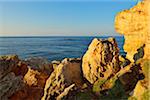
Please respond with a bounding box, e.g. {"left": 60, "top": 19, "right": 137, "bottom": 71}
{"left": 0, "top": 55, "right": 25, "bottom": 100}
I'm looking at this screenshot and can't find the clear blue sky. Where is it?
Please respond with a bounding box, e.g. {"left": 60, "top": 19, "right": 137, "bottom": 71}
{"left": 0, "top": 0, "right": 138, "bottom": 36}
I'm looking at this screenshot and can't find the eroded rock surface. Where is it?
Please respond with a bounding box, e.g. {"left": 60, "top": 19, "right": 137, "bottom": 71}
{"left": 42, "top": 58, "right": 84, "bottom": 100}
{"left": 115, "top": 1, "right": 150, "bottom": 61}
{"left": 24, "top": 57, "right": 53, "bottom": 74}
{"left": 0, "top": 55, "right": 25, "bottom": 100}
{"left": 10, "top": 67, "right": 49, "bottom": 100}
{"left": 82, "top": 37, "right": 120, "bottom": 84}
{"left": 24, "top": 68, "right": 49, "bottom": 87}
{"left": 115, "top": 1, "right": 150, "bottom": 99}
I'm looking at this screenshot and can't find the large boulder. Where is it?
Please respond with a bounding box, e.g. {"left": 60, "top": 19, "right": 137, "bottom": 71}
{"left": 42, "top": 58, "right": 84, "bottom": 100}
{"left": 115, "top": 1, "right": 150, "bottom": 62}
{"left": 82, "top": 37, "right": 120, "bottom": 84}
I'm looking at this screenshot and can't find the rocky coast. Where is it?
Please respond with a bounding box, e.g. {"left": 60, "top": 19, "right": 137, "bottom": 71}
{"left": 0, "top": 0, "right": 150, "bottom": 100}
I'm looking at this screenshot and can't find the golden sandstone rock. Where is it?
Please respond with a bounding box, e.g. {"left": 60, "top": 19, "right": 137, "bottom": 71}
{"left": 42, "top": 58, "right": 83, "bottom": 100}
{"left": 115, "top": 1, "right": 150, "bottom": 99}
{"left": 82, "top": 38, "right": 120, "bottom": 84}
{"left": 24, "top": 68, "right": 49, "bottom": 88}
{"left": 115, "top": 1, "right": 150, "bottom": 62}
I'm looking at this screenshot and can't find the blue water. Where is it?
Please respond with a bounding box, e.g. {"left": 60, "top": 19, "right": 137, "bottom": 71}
{"left": 0, "top": 36, "right": 125, "bottom": 61}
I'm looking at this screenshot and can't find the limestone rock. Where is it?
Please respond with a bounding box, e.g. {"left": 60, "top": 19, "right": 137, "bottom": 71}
{"left": 10, "top": 67, "right": 49, "bottom": 100}
{"left": 0, "top": 55, "right": 25, "bottom": 100}
{"left": 0, "top": 55, "right": 19, "bottom": 79}
{"left": 42, "top": 58, "right": 84, "bottom": 100}
{"left": 119, "top": 55, "right": 131, "bottom": 68}
{"left": 24, "top": 57, "right": 53, "bottom": 74}
{"left": 24, "top": 68, "right": 49, "bottom": 87}
{"left": 119, "top": 63, "right": 144, "bottom": 93}
{"left": 12, "top": 61, "right": 28, "bottom": 77}
{"left": 51, "top": 60, "right": 61, "bottom": 69}
{"left": 56, "top": 84, "right": 75, "bottom": 100}
{"left": 115, "top": 1, "right": 150, "bottom": 61}
{"left": 82, "top": 37, "right": 120, "bottom": 84}
{"left": 0, "top": 72, "right": 24, "bottom": 100}
{"left": 129, "top": 80, "right": 149, "bottom": 100}
{"left": 128, "top": 59, "right": 150, "bottom": 100}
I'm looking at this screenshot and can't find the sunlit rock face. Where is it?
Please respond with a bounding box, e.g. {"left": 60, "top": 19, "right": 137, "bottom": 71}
{"left": 115, "top": 1, "right": 150, "bottom": 62}
{"left": 82, "top": 38, "right": 120, "bottom": 84}
{"left": 115, "top": 1, "right": 150, "bottom": 99}
{"left": 42, "top": 58, "right": 83, "bottom": 100}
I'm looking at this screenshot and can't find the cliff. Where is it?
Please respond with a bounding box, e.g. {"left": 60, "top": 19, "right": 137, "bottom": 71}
{"left": 115, "top": 0, "right": 150, "bottom": 62}
{"left": 115, "top": 0, "right": 150, "bottom": 100}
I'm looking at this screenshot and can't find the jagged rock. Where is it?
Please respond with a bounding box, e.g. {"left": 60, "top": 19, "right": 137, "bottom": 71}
{"left": 42, "top": 58, "right": 84, "bottom": 100}
{"left": 12, "top": 61, "right": 28, "bottom": 77}
{"left": 56, "top": 84, "right": 75, "bottom": 100}
{"left": 119, "top": 63, "right": 144, "bottom": 93}
{"left": 0, "top": 72, "right": 24, "bottom": 100}
{"left": 0, "top": 55, "right": 25, "bottom": 100}
{"left": 119, "top": 55, "right": 131, "bottom": 68}
{"left": 10, "top": 65, "right": 49, "bottom": 100}
{"left": 92, "top": 62, "right": 144, "bottom": 99}
{"left": 51, "top": 60, "right": 61, "bottom": 65}
{"left": 82, "top": 37, "right": 120, "bottom": 84}
{"left": 51, "top": 60, "right": 61, "bottom": 69}
{"left": 0, "top": 55, "right": 19, "bottom": 79}
{"left": 115, "top": 1, "right": 150, "bottom": 62}
{"left": 24, "top": 57, "right": 53, "bottom": 74}
{"left": 129, "top": 80, "right": 149, "bottom": 100}
{"left": 115, "top": 1, "right": 150, "bottom": 99}
{"left": 24, "top": 68, "right": 49, "bottom": 87}
{"left": 128, "top": 59, "right": 150, "bottom": 100}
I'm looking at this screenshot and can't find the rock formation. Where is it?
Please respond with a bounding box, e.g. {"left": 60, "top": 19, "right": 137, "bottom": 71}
{"left": 10, "top": 57, "right": 52, "bottom": 100}
{"left": 24, "top": 68, "right": 49, "bottom": 87}
{"left": 10, "top": 68, "right": 49, "bottom": 100}
{"left": 115, "top": 0, "right": 150, "bottom": 99}
{"left": 82, "top": 37, "right": 120, "bottom": 84}
{"left": 0, "top": 55, "right": 25, "bottom": 100}
{"left": 42, "top": 58, "right": 84, "bottom": 100}
{"left": 24, "top": 57, "right": 53, "bottom": 74}
{"left": 0, "top": 1, "right": 149, "bottom": 100}
{"left": 115, "top": 0, "right": 150, "bottom": 62}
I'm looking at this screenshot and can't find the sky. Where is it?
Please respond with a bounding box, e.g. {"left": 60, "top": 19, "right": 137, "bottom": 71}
{"left": 0, "top": 0, "right": 138, "bottom": 36}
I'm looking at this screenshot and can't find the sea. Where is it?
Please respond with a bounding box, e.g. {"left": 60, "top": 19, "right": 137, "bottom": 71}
{"left": 0, "top": 36, "right": 126, "bottom": 61}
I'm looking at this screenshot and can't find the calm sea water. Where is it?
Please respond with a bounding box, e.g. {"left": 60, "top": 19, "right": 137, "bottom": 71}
{"left": 0, "top": 36, "right": 125, "bottom": 61}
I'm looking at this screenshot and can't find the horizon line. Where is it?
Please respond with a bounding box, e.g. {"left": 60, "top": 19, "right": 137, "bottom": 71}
{"left": 0, "top": 35, "right": 123, "bottom": 38}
